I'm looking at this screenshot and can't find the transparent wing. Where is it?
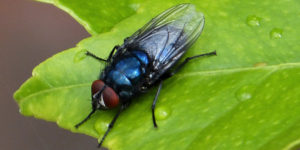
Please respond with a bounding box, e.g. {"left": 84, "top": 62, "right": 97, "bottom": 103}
{"left": 124, "top": 3, "right": 205, "bottom": 82}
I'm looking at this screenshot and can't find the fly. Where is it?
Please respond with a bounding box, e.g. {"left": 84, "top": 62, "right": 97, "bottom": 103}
{"left": 75, "top": 3, "right": 217, "bottom": 148}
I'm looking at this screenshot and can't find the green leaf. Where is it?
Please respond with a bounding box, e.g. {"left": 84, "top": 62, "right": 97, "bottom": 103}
{"left": 15, "top": 0, "right": 300, "bottom": 150}
{"left": 41, "top": 0, "right": 137, "bottom": 35}
{"left": 36, "top": 0, "right": 54, "bottom": 4}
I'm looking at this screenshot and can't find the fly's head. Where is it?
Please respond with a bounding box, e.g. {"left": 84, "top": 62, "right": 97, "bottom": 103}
{"left": 91, "top": 80, "right": 119, "bottom": 110}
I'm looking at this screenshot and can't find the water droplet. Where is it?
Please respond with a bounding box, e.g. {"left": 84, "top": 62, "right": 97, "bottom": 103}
{"left": 270, "top": 28, "right": 283, "bottom": 39}
{"left": 253, "top": 62, "right": 267, "bottom": 67}
{"left": 129, "top": 4, "right": 140, "bottom": 11}
{"left": 94, "top": 119, "right": 109, "bottom": 134}
{"left": 235, "top": 85, "right": 256, "bottom": 102}
{"left": 155, "top": 106, "right": 171, "bottom": 120}
{"left": 73, "top": 49, "right": 87, "bottom": 63}
{"left": 246, "top": 15, "right": 261, "bottom": 27}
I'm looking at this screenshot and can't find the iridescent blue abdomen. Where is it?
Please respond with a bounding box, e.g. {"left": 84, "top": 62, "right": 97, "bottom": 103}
{"left": 102, "top": 50, "right": 149, "bottom": 100}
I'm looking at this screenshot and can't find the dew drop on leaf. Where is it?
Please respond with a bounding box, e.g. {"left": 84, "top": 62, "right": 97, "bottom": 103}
{"left": 235, "top": 85, "right": 256, "bottom": 102}
{"left": 246, "top": 15, "right": 261, "bottom": 27}
{"left": 73, "top": 49, "right": 87, "bottom": 63}
{"left": 155, "top": 106, "right": 172, "bottom": 120}
{"left": 270, "top": 28, "right": 283, "bottom": 39}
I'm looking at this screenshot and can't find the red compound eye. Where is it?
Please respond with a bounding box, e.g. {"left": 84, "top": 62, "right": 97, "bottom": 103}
{"left": 91, "top": 80, "right": 105, "bottom": 95}
{"left": 102, "top": 86, "right": 119, "bottom": 108}
{"left": 91, "top": 80, "right": 119, "bottom": 108}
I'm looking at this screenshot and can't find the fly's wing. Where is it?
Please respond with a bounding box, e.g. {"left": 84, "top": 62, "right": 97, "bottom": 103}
{"left": 125, "top": 4, "right": 205, "bottom": 84}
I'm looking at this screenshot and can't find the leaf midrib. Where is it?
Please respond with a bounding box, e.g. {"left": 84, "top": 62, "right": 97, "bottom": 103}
{"left": 20, "top": 62, "right": 300, "bottom": 102}
{"left": 178, "top": 62, "right": 300, "bottom": 77}
{"left": 21, "top": 83, "right": 90, "bottom": 102}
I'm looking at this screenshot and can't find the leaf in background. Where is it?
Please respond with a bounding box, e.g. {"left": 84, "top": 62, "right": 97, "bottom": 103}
{"left": 14, "top": 0, "right": 300, "bottom": 150}
{"left": 38, "top": 0, "right": 137, "bottom": 34}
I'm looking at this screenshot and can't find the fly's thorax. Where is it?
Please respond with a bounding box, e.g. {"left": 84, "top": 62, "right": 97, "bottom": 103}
{"left": 101, "top": 50, "right": 150, "bottom": 100}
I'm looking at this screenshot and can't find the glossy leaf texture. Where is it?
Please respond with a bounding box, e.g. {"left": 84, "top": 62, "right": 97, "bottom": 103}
{"left": 15, "top": 0, "right": 300, "bottom": 150}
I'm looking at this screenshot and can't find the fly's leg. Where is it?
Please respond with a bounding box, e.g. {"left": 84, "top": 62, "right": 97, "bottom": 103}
{"left": 85, "top": 51, "right": 107, "bottom": 62}
{"left": 74, "top": 109, "right": 96, "bottom": 128}
{"left": 124, "top": 37, "right": 129, "bottom": 43}
{"left": 98, "top": 106, "right": 124, "bottom": 148}
{"left": 107, "top": 45, "right": 120, "bottom": 61}
{"left": 86, "top": 45, "right": 120, "bottom": 62}
{"left": 166, "top": 51, "right": 217, "bottom": 77}
{"left": 152, "top": 81, "right": 163, "bottom": 128}
{"left": 154, "top": 51, "right": 216, "bottom": 128}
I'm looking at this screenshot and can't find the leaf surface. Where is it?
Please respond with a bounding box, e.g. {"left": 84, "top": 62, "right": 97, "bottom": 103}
{"left": 15, "top": 0, "right": 300, "bottom": 149}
